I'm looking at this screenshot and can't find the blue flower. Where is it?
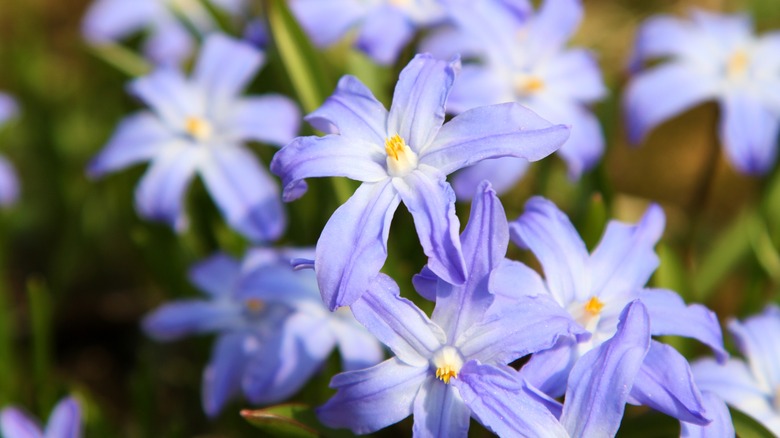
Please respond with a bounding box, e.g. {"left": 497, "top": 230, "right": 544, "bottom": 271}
{"left": 494, "top": 197, "right": 728, "bottom": 434}
{"left": 143, "top": 248, "right": 383, "bottom": 417}
{"left": 82, "top": 0, "right": 247, "bottom": 65}
{"left": 692, "top": 305, "right": 780, "bottom": 435}
{"left": 271, "top": 53, "right": 569, "bottom": 310}
{"left": 422, "top": 0, "right": 606, "bottom": 197}
{"left": 89, "top": 34, "right": 299, "bottom": 242}
{"left": 290, "top": 0, "right": 446, "bottom": 65}
{"left": 0, "top": 93, "right": 19, "bottom": 205}
{"left": 317, "top": 182, "right": 587, "bottom": 436}
{"left": 0, "top": 397, "right": 82, "bottom": 438}
{"left": 625, "top": 9, "right": 780, "bottom": 174}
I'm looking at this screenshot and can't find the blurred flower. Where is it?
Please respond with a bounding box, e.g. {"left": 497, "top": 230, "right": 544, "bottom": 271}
{"left": 422, "top": 0, "right": 606, "bottom": 198}
{"left": 318, "top": 182, "right": 586, "bottom": 436}
{"left": 0, "top": 93, "right": 19, "bottom": 206}
{"left": 143, "top": 248, "right": 383, "bottom": 417}
{"left": 0, "top": 397, "right": 82, "bottom": 438}
{"left": 88, "top": 34, "right": 299, "bottom": 242}
{"left": 82, "top": 0, "right": 246, "bottom": 65}
{"left": 271, "top": 53, "right": 569, "bottom": 310}
{"left": 692, "top": 305, "right": 780, "bottom": 435}
{"left": 494, "top": 197, "right": 728, "bottom": 433}
{"left": 626, "top": 9, "right": 780, "bottom": 175}
{"left": 290, "top": 0, "right": 446, "bottom": 65}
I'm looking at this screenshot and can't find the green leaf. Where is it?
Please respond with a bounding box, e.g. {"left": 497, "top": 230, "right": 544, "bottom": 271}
{"left": 241, "top": 404, "right": 355, "bottom": 438}
{"left": 731, "top": 408, "right": 775, "bottom": 438}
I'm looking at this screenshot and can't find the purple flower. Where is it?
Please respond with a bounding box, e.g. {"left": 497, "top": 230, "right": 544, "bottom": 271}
{"left": 494, "top": 197, "right": 728, "bottom": 434}
{"left": 0, "top": 93, "right": 19, "bottom": 205}
{"left": 82, "top": 0, "right": 246, "bottom": 65}
{"left": 422, "top": 0, "right": 606, "bottom": 197}
{"left": 143, "top": 248, "right": 383, "bottom": 417}
{"left": 317, "top": 182, "right": 586, "bottom": 436}
{"left": 0, "top": 397, "right": 82, "bottom": 438}
{"left": 89, "top": 34, "right": 299, "bottom": 242}
{"left": 290, "top": 0, "right": 446, "bottom": 65}
{"left": 271, "top": 53, "right": 569, "bottom": 310}
{"left": 625, "top": 9, "right": 780, "bottom": 175}
{"left": 692, "top": 305, "right": 780, "bottom": 435}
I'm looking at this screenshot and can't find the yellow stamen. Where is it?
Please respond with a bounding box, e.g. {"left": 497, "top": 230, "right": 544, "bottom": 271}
{"left": 432, "top": 346, "right": 463, "bottom": 385}
{"left": 585, "top": 296, "right": 605, "bottom": 316}
{"left": 436, "top": 366, "right": 458, "bottom": 384}
{"left": 245, "top": 298, "right": 265, "bottom": 313}
{"left": 384, "top": 134, "right": 418, "bottom": 177}
{"left": 515, "top": 75, "right": 545, "bottom": 95}
{"left": 185, "top": 116, "right": 212, "bottom": 141}
{"left": 727, "top": 50, "right": 749, "bottom": 79}
{"left": 385, "top": 134, "right": 405, "bottom": 160}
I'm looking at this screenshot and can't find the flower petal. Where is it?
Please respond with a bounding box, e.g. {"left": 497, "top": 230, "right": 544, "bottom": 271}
{"left": 487, "top": 259, "right": 548, "bottom": 301}
{"left": 44, "top": 397, "right": 81, "bottom": 438}
{"left": 719, "top": 91, "right": 780, "bottom": 175}
{"left": 0, "top": 155, "right": 19, "bottom": 206}
{"left": 411, "top": 265, "right": 438, "bottom": 301}
{"left": 421, "top": 103, "right": 569, "bottom": 175}
{"left": 452, "top": 361, "right": 568, "bottom": 437}
{"left": 290, "top": 0, "right": 367, "bottom": 47}
{"left": 445, "top": 65, "right": 512, "bottom": 114}
{"left": 728, "top": 305, "right": 780, "bottom": 391}
{"left": 235, "top": 263, "right": 319, "bottom": 306}
{"left": 350, "top": 274, "right": 445, "bottom": 367}
{"left": 544, "top": 49, "right": 607, "bottom": 104}
{"left": 526, "top": 0, "right": 582, "bottom": 56}
{"left": 560, "top": 300, "right": 651, "bottom": 438}
{"left": 393, "top": 167, "right": 466, "bottom": 287}
{"left": 640, "top": 288, "right": 727, "bottom": 362}
{"left": 333, "top": 316, "right": 385, "bottom": 372}
{"left": 355, "top": 6, "right": 415, "bottom": 66}
{"left": 317, "top": 357, "right": 428, "bottom": 434}
{"left": 143, "top": 20, "right": 193, "bottom": 65}
{"left": 81, "top": 0, "right": 156, "bottom": 43}
{"left": 142, "top": 300, "right": 241, "bottom": 341}
{"left": 387, "top": 54, "right": 458, "bottom": 152}
{"left": 680, "top": 391, "right": 736, "bottom": 438}
{"left": 412, "top": 379, "right": 470, "bottom": 438}
{"left": 315, "top": 180, "right": 401, "bottom": 309}
{"left": 192, "top": 34, "right": 262, "bottom": 102}
{"left": 128, "top": 69, "right": 201, "bottom": 127}
{"left": 519, "top": 337, "right": 579, "bottom": 398}
{"left": 509, "top": 196, "right": 589, "bottom": 305}
{"left": 452, "top": 157, "right": 530, "bottom": 200}
{"left": 225, "top": 95, "right": 301, "bottom": 146}
{"left": 0, "top": 408, "right": 43, "bottom": 438}
{"left": 187, "top": 253, "right": 241, "bottom": 297}
{"left": 0, "top": 93, "right": 18, "bottom": 123}
{"left": 630, "top": 15, "right": 710, "bottom": 69}
{"left": 202, "top": 332, "right": 249, "bottom": 417}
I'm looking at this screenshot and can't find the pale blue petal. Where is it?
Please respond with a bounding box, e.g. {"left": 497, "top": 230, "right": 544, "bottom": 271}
{"left": 640, "top": 288, "right": 727, "bottom": 362}
{"left": 0, "top": 93, "right": 19, "bottom": 123}
{"left": 128, "top": 69, "right": 201, "bottom": 127}
{"left": 87, "top": 112, "right": 173, "bottom": 178}
{"left": 544, "top": 49, "right": 606, "bottom": 104}
{"left": 411, "top": 265, "right": 438, "bottom": 302}
{"left": 314, "top": 180, "right": 401, "bottom": 309}
{"left": 628, "top": 341, "right": 708, "bottom": 424}
{"left": 356, "top": 6, "right": 414, "bottom": 66}
{"left": 719, "top": 91, "right": 780, "bottom": 175}
{"left": 0, "top": 408, "right": 43, "bottom": 438}
{"left": 187, "top": 253, "right": 241, "bottom": 297}
{"left": 235, "top": 264, "right": 319, "bottom": 306}
{"left": 526, "top": 0, "right": 582, "bottom": 56}
{"left": 452, "top": 361, "right": 568, "bottom": 437}
{"left": 452, "top": 157, "right": 529, "bottom": 200}
{"left": 392, "top": 167, "right": 466, "bottom": 287}
{"left": 270, "top": 135, "right": 387, "bottom": 202}
{"left": 333, "top": 316, "right": 385, "bottom": 371}
{"left": 290, "top": 0, "right": 367, "bottom": 47}
{"left": 624, "top": 62, "right": 719, "bottom": 144}
{"left": 421, "top": 103, "right": 569, "bottom": 175}
{"left": 630, "top": 15, "right": 711, "bottom": 69}
{"left": 419, "top": 26, "right": 485, "bottom": 64}
{"left": 193, "top": 34, "right": 263, "bottom": 102}
{"left": 134, "top": 142, "right": 198, "bottom": 230}
{"left": 412, "top": 379, "right": 470, "bottom": 438}
{"left": 44, "top": 398, "right": 81, "bottom": 438}
{"left": 350, "top": 274, "right": 444, "bottom": 367}
{"left": 729, "top": 305, "right": 780, "bottom": 391}
{"left": 680, "top": 391, "right": 736, "bottom": 438}
{"left": 305, "top": 75, "right": 388, "bottom": 143}
{"left": 200, "top": 145, "right": 285, "bottom": 242}
{"left": 509, "top": 196, "right": 589, "bottom": 305}
{"left": 519, "top": 337, "right": 578, "bottom": 398}
{"left": 0, "top": 156, "right": 19, "bottom": 206}
{"left": 81, "top": 0, "right": 157, "bottom": 43}
{"left": 689, "top": 9, "right": 752, "bottom": 50}
{"left": 446, "top": 65, "right": 511, "bottom": 114}
{"left": 590, "top": 203, "right": 665, "bottom": 302}
{"left": 317, "top": 357, "right": 428, "bottom": 434}
{"left": 142, "top": 300, "right": 241, "bottom": 341}
{"left": 560, "top": 301, "right": 651, "bottom": 437}
{"left": 202, "top": 332, "right": 250, "bottom": 417}
{"left": 143, "top": 20, "right": 193, "bottom": 65}
{"left": 487, "top": 259, "right": 548, "bottom": 301}
{"left": 387, "top": 54, "right": 458, "bottom": 152}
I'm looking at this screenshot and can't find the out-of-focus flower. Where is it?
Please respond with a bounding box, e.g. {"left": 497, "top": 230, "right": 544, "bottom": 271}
{"left": 0, "top": 93, "right": 19, "bottom": 205}
{"left": 271, "top": 53, "right": 569, "bottom": 310}
{"left": 290, "top": 0, "right": 447, "bottom": 65}
{"left": 0, "top": 397, "right": 82, "bottom": 438}
{"left": 422, "top": 0, "right": 606, "bottom": 198}
{"left": 692, "top": 305, "right": 780, "bottom": 435}
{"left": 494, "top": 197, "right": 728, "bottom": 433}
{"left": 318, "top": 182, "right": 586, "bottom": 436}
{"left": 626, "top": 9, "right": 780, "bottom": 175}
{"left": 143, "top": 248, "right": 383, "bottom": 417}
{"left": 89, "top": 34, "right": 299, "bottom": 242}
{"left": 82, "top": 0, "right": 246, "bottom": 65}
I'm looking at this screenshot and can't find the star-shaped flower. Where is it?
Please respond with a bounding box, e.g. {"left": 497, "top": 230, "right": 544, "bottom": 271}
{"left": 0, "top": 397, "right": 82, "bottom": 438}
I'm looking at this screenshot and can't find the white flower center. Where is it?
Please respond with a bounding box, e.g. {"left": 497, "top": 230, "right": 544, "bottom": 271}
{"left": 514, "top": 74, "right": 545, "bottom": 96}
{"left": 431, "top": 346, "right": 464, "bottom": 384}
{"left": 185, "top": 116, "right": 213, "bottom": 142}
{"left": 726, "top": 49, "right": 750, "bottom": 80}
{"left": 385, "top": 134, "right": 418, "bottom": 177}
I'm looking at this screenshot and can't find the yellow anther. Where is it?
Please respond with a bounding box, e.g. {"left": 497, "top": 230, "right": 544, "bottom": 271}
{"left": 384, "top": 134, "right": 418, "bottom": 177}
{"left": 432, "top": 346, "right": 463, "bottom": 385}
{"left": 385, "top": 134, "right": 406, "bottom": 160}
{"left": 185, "top": 116, "right": 212, "bottom": 141}
{"left": 436, "top": 366, "right": 458, "bottom": 384}
{"left": 388, "top": 0, "right": 410, "bottom": 6}
{"left": 515, "top": 75, "right": 545, "bottom": 96}
{"left": 727, "top": 50, "right": 749, "bottom": 79}
{"left": 245, "top": 298, "right": 265, "bottom": 313}
{"left": 585, "top": 296, "right": 605, "bottom": 316}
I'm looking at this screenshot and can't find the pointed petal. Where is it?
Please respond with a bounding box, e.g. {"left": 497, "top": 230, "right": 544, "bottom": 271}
{"left": 305, "top": 75, "right": 388, "bottom": 143}
{"left": 446, "top": 65, "right": 511, "bottom": 114}
{"left": 412, "top": 379, "right": 470, "bottom": 438}
{"left": 87, "top": 112, "right": 171, "bottom": 178}
{"left": 270, "top": 135, "right": 387, "bottom": 202}
{"left": 44, "top": 398, "right": 81, "bottom": 438}
{"left": 728, "top": 305, "right": 780, "bottom": 391}
{"left": 640, "top": 288, "right": 727, "bottom": 362}
{"left": 290, "top": 0, "right": 367, "bottom": 47}
{"left": 487, "top": 259, "right": 548, "bottom": 301}
{"left": 628, "top": 341, "right": 708, "bottom": 424}
{"left": 128, "top": 69, "right": 201, "bottom": 128}
{"left": 630, "top": 15, "right": 708, "bottom": 68}
{"left": 411, "top": 265, "right": 438, "bottom": 302}
{"left": 452, "top": 157, "right": 529, "bottom": 200}
{"left": 333, "top": 317, "right": 385, "bottom": 371}
{"left": 142, "top": 300, "right": 241, "bottom": 341}
{"left": 227, "top": 95, "right": 300, "bottom": 146}
{"left": 624, "top": 62, "right": 719, "bottom": 144}
{"left": 202, "top": 332, "right": 249, "bottom": 417}
{"left": 0, "top": 155, "right": 19, "bottom": 206}
{"left": 452, "top": 361, "right": 568, "bottom": 437}
{"left": 421, "top": 103, "right": 569, "bottom": 174}
{"left": 193, "top": 34, "right": 262, "bottom": 102}
{"left": 387, "top": 54, "right": 458, "bottom": 152}
{"left": 519, "top": 337, "right": 578, "bottom": 398}
{"left": 560, "top": 301, "right": 651, "bottom": 438}
{"left": 355, "top": 7, "right": 414, "bottom": 65}
{"left": 235, "top": 263, "right": 319, "bottom": 306}
{"left": 509, "top": 196, "right": 589, "bottom": 305}
{"left": 187, "top": 253, "right": 241, "bottom": 297}
{"left": 526, "top": 0, "right": 582, "bottom": 56}
{"left": 393, "top": 167, "right": 466, "bottom": 286}
{"left": 544, "top": 49, "right": 607, "bottom": 103}
{"left": 350, "top": 274, "right": 444, "bottom": 367}
{"left": 719, "top": 91, "right": 780, "bottom": 174}
{"left": 680, "top": 391, "right": 736, "bottom": 438}
{"left": 143, "top": 20, "right": 193, "bottom": 65}
{"left": 0, "top": 408, "right": 43, "bottom": 438}
{"left": 314, "top": 180, "right": 401, "bottom": 309}
{"left": 317, "top": 357, "right": 428, "bottom": 434}
{"left": 81, "top": 0, "right": 156, "bottom": 43}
